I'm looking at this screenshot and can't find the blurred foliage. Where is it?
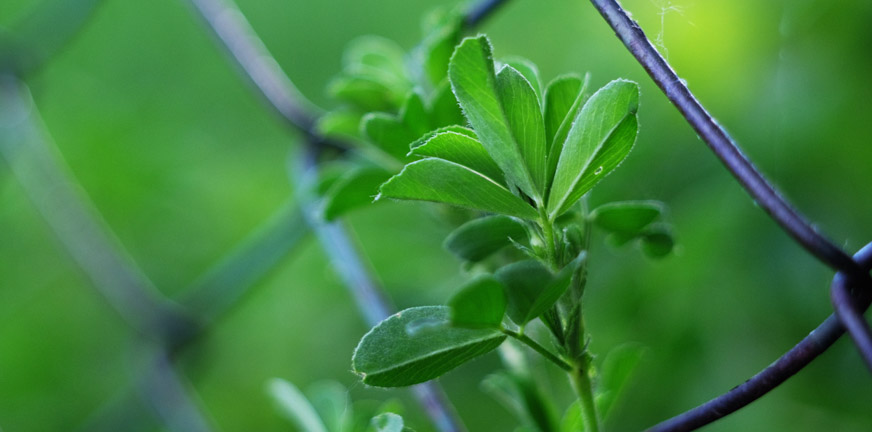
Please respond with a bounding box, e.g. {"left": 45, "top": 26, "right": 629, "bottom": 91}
{"left": 2, "top": 0, "right": 872, "bottom": 431}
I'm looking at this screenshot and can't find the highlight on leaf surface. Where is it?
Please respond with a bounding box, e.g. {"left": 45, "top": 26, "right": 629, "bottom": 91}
{"left": 352, "top": 306, "right": 506, "bottom": 387}
{"left": 268, "top": 378, "right": 328, "bottom": 432}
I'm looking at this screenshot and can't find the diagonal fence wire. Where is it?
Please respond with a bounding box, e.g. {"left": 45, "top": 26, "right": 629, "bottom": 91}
{"left": 585, "top": 0, "right": 872, "bottom": 430}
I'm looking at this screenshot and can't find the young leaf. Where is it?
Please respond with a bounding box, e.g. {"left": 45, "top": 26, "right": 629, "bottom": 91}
{"left": 361, "top": 113, "right": 415, "bottom": 160}
{"left": 546, "top": 74, "right": 590, "bottom": 186}
{"left": 495, "top": 252, "right": 585, "bottom": 326}
{"left": 590, "top": 201, "right": 662, "bottom": 235}
{"left": 548, "top": 79, "right": 640, "bottom": 219}
{"left": 448, "top": 35, "right": 543, "bottom": 203}
{"left": 640, "top": 229, "right": 674, "bottom": 258}
{"left": 443, "top": 215, "right": 530, "bottom": 263}
{"left": 543, "top": 75, "right": 583, "bottom": 152}
{"left": 559, "top": 400, "right": 585, "bottom": 432}
{"left": 481, "top": 372, "right": 558, "bottom": 432}
{"left": 343, "top": 36, "right": 407, "bottom": 83}
{"left": 496, "top": 65, "right": 548, "bottom": 195}
{"left": 449, "top": 276, "right": 507, "bottom": 328}
{"left": 400, "top": 92, "right": 431, "bottom": 138}
{"left": 322, "top": 167, "right": 394, "bottom": 220}
{"left": 429, "top": 80, "right": 466, "bottom": 127}
{"left": 501, "top": 56, "right": 543, "bottom": 99}
{"left": 409, "top": 131, "right": 504, "bottom": 183}
{"left": 267, "top": 378, "right": 328, "bottom": 432}
{"left": 306, "top": 381, "right": 353, "bottom": 432}
{"left": 414, "top": 12, "right": 462, "bottom": 89}
{"left": 352, "top": 306, "right": 506, "bottom": 387}
{"left": 377, "top": 158, "right": 538, "bottom": 220}
{"left": 369, "top": 412, "right": 413, "bottom": 432}
{"left": 597, "top": 343, "right": 646, "bottom": 420}
{"left": 409, "top": 125, "right": 477, "bottom": 150}
{"left": 316, "top": 109, "right": 365, "bottom": 141}
{"left": 329, "top": 75, "right": 405, "bottom": 112}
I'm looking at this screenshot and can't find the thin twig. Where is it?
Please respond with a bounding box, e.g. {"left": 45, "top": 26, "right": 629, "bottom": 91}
{"left": 0, "top": 76, "right": 198, "bottom": 346}
{"left": 647, "top": 242, "right": 872, "bottom": 432}
{"left": 587, "top": 0, "right": 863, "bottom": 279}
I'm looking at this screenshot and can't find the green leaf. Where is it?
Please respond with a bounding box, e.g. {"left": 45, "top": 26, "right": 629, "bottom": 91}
{"left": 400, "top": 92, "right": 431, "bottom": 138}
{"left": 501, "top": 57, "right": 543, "bottom": 99}
{"left": 543, "top": 75, "right": 582, "bottom": 152}
{"left": 377, "top": 158, "right": 538, "bottom": 220}
{"left": 267, "top": 378, "right": 328, "bottom": 432}
{"left": 496, "top": 65, "right": 547, "bottom": 196}
{"left": 449, "top": 276, "right": 507, "bottom": 328}
{"left": 316, "top": 109, "right": 365, "bottom": 141}
{"left": 495, "top": 253, "right": 585, "bottom": 326}
{"left": 559, "top": 401, "right": 585, "bottom": 432}
{"left": 641, "top": 229, "right": 674, "bottom": 258}
{"left": 415, "top": 13, "right": 462, "bottom": 88}
{"left": 481, "top": 372, "right": 557, "bottom": 432}
{"left": 322, "top": 167, "right": 393, "bottom": 221}
{"left": 369, "top": 412, "right": 414, "bottom": 432}
{"left": 548, "top": 79, "right": 639, "bottom": 218}
{"left": 352, "top": 306, "right": 506, "bottom": 387}
{"left": 429, "top": 80, "right": 466, "bottom": 127}
{"left": 306, "top": 381, "right": 353, "bottom": 432}
{"left": 409, "top": 125, "right": 477, "bottom": 150}
{"left": 361, "top": 113, "right": 418, "bottom": 160}
{"left": 546, "top": 74, "right": 589, "bottom": 187}
{"left": 329, "top": 75, "right": 405, "bottom": 112}
{"left": 590, "top": 201, "right": 662, "bottom": 235}
{"left": 443, "top": 215, "right": 529, "bottom": 262}
{"left": 343, "top": 36, "right": 407, "bottom": 83}
{"left": 448, "top": 35, "right": 542, "bottom": 203}
{"left": 597, "top": 343, "right": 646, "bottom": 420}
{"left": 409, "top": 131, "right": 504, "bottom": 183}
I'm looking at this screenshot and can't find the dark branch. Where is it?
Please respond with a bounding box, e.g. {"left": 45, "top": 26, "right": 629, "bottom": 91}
{"left": 587, "top": 0, "right": 862, "bottom": 279}
{"left": 464, "top": 0, "right": 510, "bottom": 29}
{"left": 647, "top": 242, "right": 872, "bottom": 432}
{"left": 831, "top": 259, "right": 872, "bottom": 372}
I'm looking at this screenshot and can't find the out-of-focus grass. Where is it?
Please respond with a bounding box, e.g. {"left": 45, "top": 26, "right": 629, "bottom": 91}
{"left": 1, "top": 0, "right": 871, "bottom": 430}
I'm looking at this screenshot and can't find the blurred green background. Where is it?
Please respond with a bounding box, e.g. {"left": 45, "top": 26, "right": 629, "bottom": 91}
{"left": 2, "top": 0, "right": 872, "bottom": 430}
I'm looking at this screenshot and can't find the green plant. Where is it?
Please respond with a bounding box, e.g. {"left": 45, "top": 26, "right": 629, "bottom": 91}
{"left": 339, "top": 34, "right": 674, "bottom": 431}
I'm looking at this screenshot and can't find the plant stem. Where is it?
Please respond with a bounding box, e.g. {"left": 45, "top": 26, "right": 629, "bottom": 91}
{"left": 569, "top": 362, "right": 599, "bottom": 432}
{"left": 538, "top": 210, "right": 558, "bottom": 270}
{"left": 501, "top": 328, "right": 572, "bottom": 372}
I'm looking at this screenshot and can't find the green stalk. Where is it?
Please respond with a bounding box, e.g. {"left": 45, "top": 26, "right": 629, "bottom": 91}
{"left": 570, "top": 362, "right": 600, "bottom": 432}
{"left": 537, "top": 202, "right": 600, "bottom": 432}
{"left": 501, "top": 328, "right": 572, "bottom": 372}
